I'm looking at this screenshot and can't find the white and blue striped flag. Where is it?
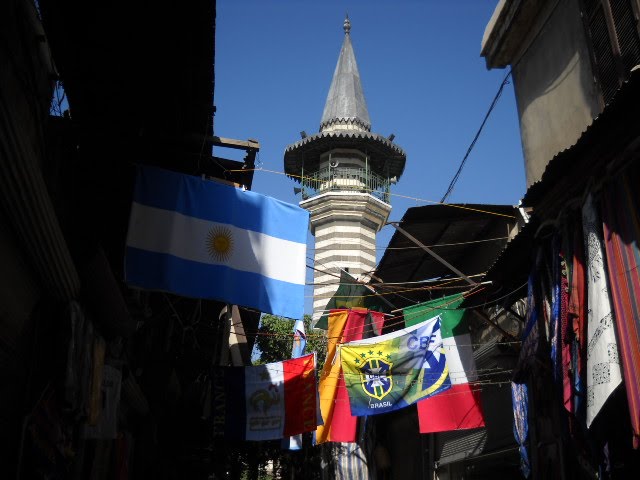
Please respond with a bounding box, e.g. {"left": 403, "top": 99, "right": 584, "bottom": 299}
{"left": 125, "top": 166, "right": 309, "bottom": 319}
{"left": 284, "top": 319, "right": 307, "bottom": 450}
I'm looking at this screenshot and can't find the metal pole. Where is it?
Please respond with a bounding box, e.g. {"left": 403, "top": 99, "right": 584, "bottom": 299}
{"left": 338, "top": 268, "right": 397, "bottom": 311}
{"left": 387, "top": 223, "right": 478, "bottom": 286}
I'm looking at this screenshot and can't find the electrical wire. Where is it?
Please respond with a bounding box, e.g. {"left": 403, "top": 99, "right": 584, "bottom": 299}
{"left": 234, "top": 277, "right": 524, "bottom": 345}
{"left": 309, "top": 235, "right": 509, "bottom": 251}
{"left": 439, "top": 0, "right": 564, "bottom": 202}
{"left": 226, "top": 167, "right": 517, "bottom": 220}
{"left": 248, "top": 364, "right": 515, "bottom": 381}
{"left": 239, "top": 285, "right": 488, "bottom": 342}
{"left": 440, "top": 70, "right": 512, "bottom": 203}
{"left": 234, "top": 279, "right": 525, "bottom": 342}
{"left": 306, "top": 255, "right": 483, "bottom": 298}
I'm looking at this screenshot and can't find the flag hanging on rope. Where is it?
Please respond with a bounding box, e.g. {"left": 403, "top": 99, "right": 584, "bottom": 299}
{"left": 316, "top": 308, "right": 385, "bottom": 443}
{"left": 403, "top": 293, "right": 485, "bottom": 433}
{"left": 282, "top": 319, "right": 313, "bottom": 451}
{"left": 125, "top": 166, "right": 309, "bottom": 319}
{"left": 340, "top": 314, "right": 451, "bottom": 416}
{"left": 315, "top": 270, "right": 388, "bottom": 330}
{"left": 211, "top": 354, "right": 318, "bottom": 441}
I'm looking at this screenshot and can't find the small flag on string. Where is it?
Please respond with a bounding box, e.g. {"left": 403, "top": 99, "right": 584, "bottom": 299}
{"left": 283, "top": 320, "right": 308, "bottom": 450}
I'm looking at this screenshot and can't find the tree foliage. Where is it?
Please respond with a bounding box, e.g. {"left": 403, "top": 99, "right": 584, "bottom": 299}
{"left": 254, "top": 314, "right": 327, "bottom": 371}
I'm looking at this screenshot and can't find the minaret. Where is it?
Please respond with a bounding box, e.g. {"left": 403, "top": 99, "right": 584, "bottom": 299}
{"left": 284, "top": 16, "right": 406, "bottom": 325}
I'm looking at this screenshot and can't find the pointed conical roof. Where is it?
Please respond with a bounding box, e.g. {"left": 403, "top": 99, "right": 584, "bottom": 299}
{"left": 284, "top": 16, "right": 406, "bottom": 183}
{"left": 320, "top": 16, "right": 371, "bottom": 132}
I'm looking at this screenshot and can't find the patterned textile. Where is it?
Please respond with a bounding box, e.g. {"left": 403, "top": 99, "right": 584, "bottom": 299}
{"left": 567, "top": 215, "right": 587, "bottom": 420}
{"left": 512, "top": 382, "right": 531, "bottom": 478}
{"left": 582, "top": 194, "right": 622, "bottom": 427}
{"left": 560, "top": 251, "right": 572, "bottom": 413}
{"left": 513, "top": 273, "right": 541, "bottom": 382}
{"left": 601, "top": 175, "right": 640, "bottom": 448}
{"left": 550, "top": 237, "right": 562, "bottom": 387}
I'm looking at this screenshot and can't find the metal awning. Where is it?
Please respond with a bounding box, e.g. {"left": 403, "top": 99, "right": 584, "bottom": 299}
{"left": 374, "top": 204, "right": 519, "bottom": 308}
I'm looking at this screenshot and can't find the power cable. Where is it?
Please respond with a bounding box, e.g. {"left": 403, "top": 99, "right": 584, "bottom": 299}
{"left": 227, "top": 167, "right": 517, "bottom": 220}
{"left": 440, "top": 70, "right": 512, "bottom": 203}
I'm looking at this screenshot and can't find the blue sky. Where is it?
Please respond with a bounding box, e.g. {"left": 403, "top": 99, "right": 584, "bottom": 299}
{"left": 214, "top": 0, "right": 525, "bottom": 315}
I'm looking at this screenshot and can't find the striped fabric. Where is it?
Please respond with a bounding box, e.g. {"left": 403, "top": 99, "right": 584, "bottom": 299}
{"left": 334, "top": 441, "right": 371, "bottom": 480}
{"left": 601, "top": 175, "right": 640, "bottom": 448}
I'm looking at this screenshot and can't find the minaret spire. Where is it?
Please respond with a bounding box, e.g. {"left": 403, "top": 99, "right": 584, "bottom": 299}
{"left": 283, "top": 15, "right": 407, "bottom": 326}
{"left": 320, "top": 16, "right": 371, "bottom": 132}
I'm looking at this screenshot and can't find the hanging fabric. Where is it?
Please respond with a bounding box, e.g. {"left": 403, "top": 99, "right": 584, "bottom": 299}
{"left": 601, "top": 174, "right": 640, "bottom": 448}
{"left": 549, "top": 235, "right": 562, "bottom": 389}
{"left": 512, "top": 382, "right": 531, "bottom": 478}
{"left": 559, "top": 249, "right": 572, "bottom": 413}
{"left": 582, "top": 193, "right": 622, "bottom": 427}
{"left": 567, "top": 213, "right": 588, "bottom": 421}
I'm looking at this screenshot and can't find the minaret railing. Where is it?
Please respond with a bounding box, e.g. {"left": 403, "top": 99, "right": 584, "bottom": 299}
{"left": 301, "top": 166, "right": 390, "bottom": 203}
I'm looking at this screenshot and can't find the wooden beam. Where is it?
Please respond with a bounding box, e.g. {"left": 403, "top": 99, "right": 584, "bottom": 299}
{"left": 211, "top": 135, "right": 260, "bottom": 151}
{"left": 183, "top": 134, "right": 260, "bottom": 151}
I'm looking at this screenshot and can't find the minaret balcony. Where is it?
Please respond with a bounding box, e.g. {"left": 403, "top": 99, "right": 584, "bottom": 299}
{"left": 301, "top": 166, "right": 390, "bottom": 203}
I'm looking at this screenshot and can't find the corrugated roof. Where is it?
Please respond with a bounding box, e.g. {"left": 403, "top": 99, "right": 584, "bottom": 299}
{"left": 460, "top": 216, "right": 537, "bottom": 309}
{"left": 374, "top": 204, "right": 518, "bottom": 308}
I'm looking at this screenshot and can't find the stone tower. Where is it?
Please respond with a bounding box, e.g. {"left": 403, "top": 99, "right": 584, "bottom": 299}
{"left": 284, "top": 16, "right": 406, "bottom": 324}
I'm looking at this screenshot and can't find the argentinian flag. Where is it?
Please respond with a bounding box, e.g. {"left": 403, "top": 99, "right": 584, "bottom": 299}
{"left": 125, "top": 166, "right": 309, "bottom": 319}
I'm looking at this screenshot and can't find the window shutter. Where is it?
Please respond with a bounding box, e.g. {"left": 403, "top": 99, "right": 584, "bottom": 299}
{"left": 582, "top": 0, "right": 640, "bottom": 104}
{"left": 589, "top": 4, "right": 621, "bottom": 103}
{"left": 610, "top": 0, "right": 640, "bottom": 72}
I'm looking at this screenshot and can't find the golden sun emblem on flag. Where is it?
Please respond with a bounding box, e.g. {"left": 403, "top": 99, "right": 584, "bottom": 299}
{"left": 207, "top": 226, "right": 234, "bottom": 262}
